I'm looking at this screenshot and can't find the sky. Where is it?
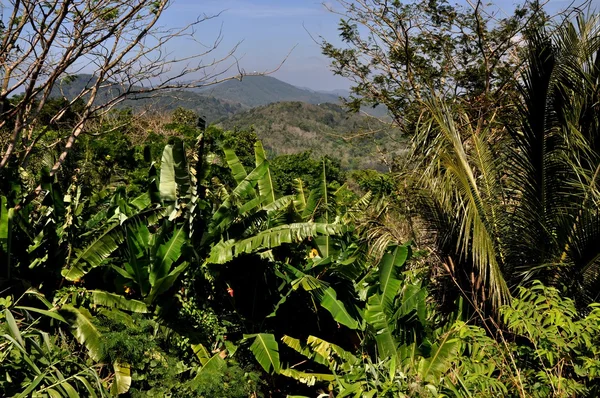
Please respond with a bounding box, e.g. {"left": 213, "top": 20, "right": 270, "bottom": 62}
{"left": 160, "top": 0, "right": 600, "bottom": 92}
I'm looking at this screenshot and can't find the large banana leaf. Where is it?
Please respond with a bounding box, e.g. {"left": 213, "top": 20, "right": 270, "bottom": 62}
{"left": 364, "top": 294, "right": 397, "bottom": 360}
{"left": 417, "top": 333, "right": 460, "bottom": 384}
{"left": 198, "top": 352, "right": 226, "bottom": 373}
{"left": 281, "top": 335, "right": 316, "bottom": 360}
{"left": 88, "top": 290, "right": 148, "bottom": 313}
{"left": 262, "top": 195, "right": 295, "bottom": 214}
{"left": 147, "top": 262, "right": 189, "bottom": 303}
{"left": 280, "top": 368, "right": 335, "bottom": 386}
{"left": 224, "top": 145, "right": 249, "bottom": 185}
{"left": 149, "top": 227, "right": 186, "bottom": 286}
{"left": 111, "top": 362, "right": 132, "bottom": 395}
{"left": 124, "top": 220, "right": 151, "bottom": 296}
{"left": 254, "top": 141, "right": 276, "bottom": 205}
{"left": 245, "top": 333, "right": 280, "bottom": 374}
{"left": 189, "top": 352, "right": 227, "bottom": 389}
{"left": 63, "top": 208, "right": 164, "bottom": 281}
{"left": 293, "top": 178, "right": 307, "bottom": 213}
{"left": 60, "top": 306, "right": 104, "bottom": 362}
{"left": 191, "top": 343, "right": 212, "bottom": 365}
{"left": 306, "top": 335, "right": 358, "bottom": 366}
{"left": 208, "top": 222, "right": 346, "bottom": 264}
{"left": 148, "top": 163, "right": 161, "bottom": 204}
{"left": 159, "top": 140, "right": 190, "bottom": 202}
{"left": 208, "top": 161, "right": 268, "bottom": 237}
{"left": 379, "top": 245, "right": 409, "bottom": 311}
{"left": 394, "top": 283, "right": 427, "bottom": 325}
{"left": 317, "top": 287, "right": 359, "bottom": 329}
{"left": 63, "top": 223, "right": 125, "bottom": 281}
{"left": 0, "top": 196, "right": 13, "bottom": 272}
{"left": 317, "top": 161, "right": 330, "bottom": 257}
{"left": 286, "top": 265, "right": 359, "bottom": 329}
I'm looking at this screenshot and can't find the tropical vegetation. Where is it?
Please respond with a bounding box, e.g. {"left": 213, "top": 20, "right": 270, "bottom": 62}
{"left": 2, "top": 0, "right": 600, "bottom": 397}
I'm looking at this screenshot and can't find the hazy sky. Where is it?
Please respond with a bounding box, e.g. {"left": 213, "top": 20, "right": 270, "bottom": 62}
{"left": 161, "top": 0, "right": 599, "bottom": 91}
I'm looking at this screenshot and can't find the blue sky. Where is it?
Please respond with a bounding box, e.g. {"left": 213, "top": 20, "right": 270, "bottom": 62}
{"left": 161, "top": 0, "right": 600, "bottom": 91}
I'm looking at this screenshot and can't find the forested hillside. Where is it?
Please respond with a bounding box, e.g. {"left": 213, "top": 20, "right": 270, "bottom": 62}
{"left": 3, "top": 1, "right": 600, "bottom": 397}
{"left": 218, "top": 101, "right": 404, "bottom": 170}
{"left": 198, "top": 75, "right": 341, "bottom": 107}
{"left": 50, "top": 76, "right": 398, "bottom": 168}
{"left": 51, "top": 74, "right": 246, "bottom": 121}
{"left": 199, "top": 75, "right": 388, "bottom": 118}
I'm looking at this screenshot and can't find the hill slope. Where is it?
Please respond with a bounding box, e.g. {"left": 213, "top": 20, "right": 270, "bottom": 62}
{"left": 49, "top": 74, "right": 245, "bottom": 122}
{"left": 199, "top": 75, "right": 389, "bottom": 119}
{"left": 218, "top": 101, "right": 405, "bottom": 170}
{"left": 198, "top": 75, "right": 341, "bottom": 108}
{"left": 121, "top": 91, "right": 245, "bottom": 123}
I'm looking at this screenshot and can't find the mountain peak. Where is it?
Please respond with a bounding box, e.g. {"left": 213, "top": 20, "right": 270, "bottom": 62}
{"left": 198, "top": 75, "right": 341, "bottom": 108}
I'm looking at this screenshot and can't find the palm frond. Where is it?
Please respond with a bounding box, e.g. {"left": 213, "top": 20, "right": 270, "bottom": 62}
{"left": 415, "top": 97, "right": 509, "bottom": 307}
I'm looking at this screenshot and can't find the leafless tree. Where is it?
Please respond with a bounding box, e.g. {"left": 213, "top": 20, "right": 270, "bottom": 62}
{"left": 0, "top": 0, "right": 281, "bottom": 188}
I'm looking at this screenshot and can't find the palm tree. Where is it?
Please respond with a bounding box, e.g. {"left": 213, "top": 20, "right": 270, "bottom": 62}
{"left": 412, "top": 14, "right": 600, "bottom": 309}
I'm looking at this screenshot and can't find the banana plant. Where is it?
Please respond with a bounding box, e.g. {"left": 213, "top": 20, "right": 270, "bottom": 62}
{"left": 253, "top": 245, "right": 462, "bottom": 397}
{"left": 1, "top": 287, "right": 150, "bottom": 396}
{"left": 63, "top": 138, "right": 345, "bottom": 305}
{"left": 258, "top": 167, "right": 379, "bottom": 336}
{"left": 1, "top": 165, "right": 95, "bottom": 285}
{"left": 61, "top": 138, "right": 193, "bottom": 288}
{"left": 205, "top": 141, "right": 348, "bottom": 264}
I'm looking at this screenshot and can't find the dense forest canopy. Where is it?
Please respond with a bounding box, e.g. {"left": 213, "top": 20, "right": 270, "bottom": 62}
{"left": 2, "top": 0, "right": 600, "bottom": 397}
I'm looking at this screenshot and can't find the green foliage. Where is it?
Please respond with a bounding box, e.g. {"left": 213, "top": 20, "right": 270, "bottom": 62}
{"left": 322, "top": 0, "right": 544, "bottom": 131}
{"left": 6, "top": 11, "right": 600, "bottom": 396}
{"left": 410, "top": 14, "right": 600, "bottom": 310}
{"left": 0, "top": 300, "right": 107, "bottom": 396}
{"left": 181, "top": 363, "right": 264, "bottom": 398}
{"left": 350, "top": 169, "right": 397, "bottom": 196}
{"left": 246, "top": 333, "right": 281, "bottom": 374}
{"left": 271, "top": 150, "right": 345, "bottom": 195}
{"left": 219, "top": 101, "right": 404, "bottom": 170}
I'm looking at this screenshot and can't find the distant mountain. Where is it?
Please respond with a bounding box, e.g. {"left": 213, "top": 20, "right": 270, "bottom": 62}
{"left": 120, "top": 91, "right": 245, "bottom": 123}
{"left": 50, "top": 74, "right": 245, "bottom": 122}
{"left": 48, "top": 74, "right": 404, "bottom": 169}
{"left": 317, "top": 88, "right": 352, "bottom": 97}
{"left": 50, "top": 73, "right": 389, "bottom": 128}
{"left": 50, "top": 74, "right": 123, "bottom": 105}
{"left": 200, "top": 75, "right": 389, "bottom": 119}
{"left": 198, "top": 75, "right": 342, "bottom": 108}
{"left": 218, "top": 101, "right": 406, "bottom": 170}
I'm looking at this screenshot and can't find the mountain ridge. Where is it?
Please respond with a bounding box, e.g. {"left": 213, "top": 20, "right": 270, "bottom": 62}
{"left": 197, "top": 75, "right": 342, "bottom": 108}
